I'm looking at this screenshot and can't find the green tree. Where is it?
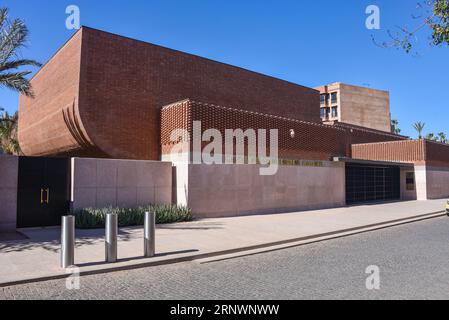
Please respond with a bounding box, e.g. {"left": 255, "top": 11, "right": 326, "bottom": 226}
{"left": 0, "top": 107, "right": 6, "bottom": 125}
{"left": 375, "top": 0, "right": 449, "bottom": 53}
{"left": 0, "top": 110, "right": 20, "bottom": 155}
{"left": 391, "top": 119, "right": 401, "bottom": 134}
{"left": 438, "top": 132, "right": 448, "bottom": 143}
{"left": 425, "top": 133, "right": 437, "bottom": 141}
{"left": 0, "top": 7, "right": 41, "bottom": 96}
{"left": 0, "top": 7, "right": 41, "bottom": 154}
{"left": 431, "top": 0, "right": 449, "bottom": 46}
{"left": 413, "top": 121, "right": 426, "bottom": 139}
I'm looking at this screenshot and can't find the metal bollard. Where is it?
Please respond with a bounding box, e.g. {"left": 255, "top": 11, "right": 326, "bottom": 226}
{"left": 105, "top": 213, "right": 118, "bottom": 263}
{"left": 144, "top": 211, "right": 156, "bottom": 257}
{"left": 61, "top": 216, "right": 75, "bottom": 269}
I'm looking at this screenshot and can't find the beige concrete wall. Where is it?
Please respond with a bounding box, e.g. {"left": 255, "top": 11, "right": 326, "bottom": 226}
{"left": 161, "top": 152, "right": 190, "bottom": 208}
{"left": 71, "top": 158, "right": 172, "bottom": 210}
{"left": 414, "top": 166, "right": 428, "bottom": 200}
{"left": 0, "top": 155, "right": 18, "bottom": 232}
{"left": 400, "top": 167, "right": 417, "bottom": 201}
{"left": 316, "top": 83, "right": 391, "bottom": 132}
{"left": 426, "top": 166, "right": 449, "bottom": 199}
{"left": 184, "top": 162, "right": 346, "bottom": 218}
{"left": 339, "top": 83, "right": 391, "bottom": 132}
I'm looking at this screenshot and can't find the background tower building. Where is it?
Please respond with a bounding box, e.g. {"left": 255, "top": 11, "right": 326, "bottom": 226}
{"left": 315, "top": 82, "right": 392, "bottom": 133}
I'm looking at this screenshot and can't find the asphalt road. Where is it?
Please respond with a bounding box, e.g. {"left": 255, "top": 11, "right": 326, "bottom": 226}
{"left": 1, "top": 216, "right": 449, "bottom": 300}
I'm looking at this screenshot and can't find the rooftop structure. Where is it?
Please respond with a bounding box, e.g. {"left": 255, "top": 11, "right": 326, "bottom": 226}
{"left": 315, "top": 82, "right": 392, "bottom": 133}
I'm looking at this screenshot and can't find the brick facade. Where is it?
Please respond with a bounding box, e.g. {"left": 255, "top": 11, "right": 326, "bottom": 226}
{"left": 161, "top": 100, "right": 407, "bottom": 161}
{"left": 18, "top": 31, "right": 85, "bottom": 157}
{"left": 331, "top": 122, "right": 406, "bottom": 146}
{"left": 425, "top": 141, "right": 449, "bottom": 167}
{"left": 19, "top": 27, "right": 320, "bottom": 160}
{"left": 352, "top": 140, "right": 449, "bottom": 167}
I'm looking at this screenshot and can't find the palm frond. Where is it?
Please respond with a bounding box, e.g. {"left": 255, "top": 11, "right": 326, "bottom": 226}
{"left": 0, "top": 71, "right": 34, "bottom": 96}
{"left": 0, "top": 7, "right": 40, "bottom": 97}
{"left": 0, "top": 18, "right": 29, "bottom": 64}
{"left": 0, "top": 110, "right": 21, "bottom": 155}
{"left": 0, "top": 59, "right": 41, "bottom": 71}
{"left": 0, "top": 8, "right": 8, "bottom": 31}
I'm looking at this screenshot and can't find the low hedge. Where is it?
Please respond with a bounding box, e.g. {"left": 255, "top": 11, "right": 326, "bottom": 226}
{"left": 74, "top": 205, "right": 193, "bottom": 229}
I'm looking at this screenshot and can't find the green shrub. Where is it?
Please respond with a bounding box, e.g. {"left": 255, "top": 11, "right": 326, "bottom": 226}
{"left": 74, "top": 205, "right": 193, "bottom": 229}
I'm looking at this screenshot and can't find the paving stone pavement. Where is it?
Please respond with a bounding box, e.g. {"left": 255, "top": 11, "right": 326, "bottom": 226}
{"left": 0, "top": 199, "right": 445, "bottom": 286}
{"left": 1, "top": 216, "right": 449, "bottom": 300}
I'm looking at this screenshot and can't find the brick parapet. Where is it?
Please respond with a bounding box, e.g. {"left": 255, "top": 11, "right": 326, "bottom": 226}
{"left": 162, "top": 99, "right": 407, "bottom": 161}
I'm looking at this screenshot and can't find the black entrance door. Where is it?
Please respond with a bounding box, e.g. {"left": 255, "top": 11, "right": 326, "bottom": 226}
{"left": 17, "top": 157, "right": 70, "bottom": 228}
{"left": 346, "top": 163, "right": 400, "bottom": 205}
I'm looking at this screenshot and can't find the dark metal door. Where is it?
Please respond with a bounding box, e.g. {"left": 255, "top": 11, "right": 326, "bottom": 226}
{"left": 346, "top": 163, "right": 400, "bottom": 205}
{"left": 17, "top": 157, "right": 70, "bottom": 228}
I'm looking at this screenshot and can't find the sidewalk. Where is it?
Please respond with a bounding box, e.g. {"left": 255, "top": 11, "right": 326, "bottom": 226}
{"left": 0, "top": 199, "right": 446, "bottom": 286}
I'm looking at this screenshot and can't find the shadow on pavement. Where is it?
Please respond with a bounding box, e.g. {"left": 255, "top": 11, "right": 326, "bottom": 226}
{"left": 0, "top": 229, "right": 136, "bottom": 253}
{"left": 158, "top": 222, "right": 224, "bottom": 231}
{"left": 76, "top": 249, "right": 200, "bottom": 268}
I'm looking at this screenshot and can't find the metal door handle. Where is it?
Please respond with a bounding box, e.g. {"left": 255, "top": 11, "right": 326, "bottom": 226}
{"left": 40, "top": 188, "right": 50, "bottom": 204}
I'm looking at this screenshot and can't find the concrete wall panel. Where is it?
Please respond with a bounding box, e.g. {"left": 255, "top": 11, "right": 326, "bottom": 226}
{"left": 414, "top": 166, "right": 428, "bottom": 200}
{"left": 426, "top": 166, "right": 449, "bottom": 199}
{"left": 0, "top": 155, "right": 19, "bottom": 232}
{"left": 400, "top": 167, "right": 417, "bottom": 201}
{"left": 71, "top": 158, "right": 172, "bottom": 210}
{"left": 185, "top": 162, "right": 346, "bottom": 218}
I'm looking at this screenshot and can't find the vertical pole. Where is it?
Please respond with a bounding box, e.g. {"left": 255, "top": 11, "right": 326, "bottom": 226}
{"left": 105, "top": 213, "right": 118, "bottom": 263}
{"left": 144, "top": 211, "right": 156, "bottom": 257}
{"left": 61, "top": 216, "right": 75, "bottom": 269}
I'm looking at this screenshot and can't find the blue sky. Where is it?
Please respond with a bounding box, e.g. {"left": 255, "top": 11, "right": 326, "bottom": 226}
{"left": 1, "top": 0, "right": 448, "bottom": 138}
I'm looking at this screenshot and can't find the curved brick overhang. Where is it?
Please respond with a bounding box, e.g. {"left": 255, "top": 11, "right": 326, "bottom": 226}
{"left": 18, "top": 29, "right": 104, "bottom": 158}
{"left": 19, "top": 27, "right": 321, "bottom": 160}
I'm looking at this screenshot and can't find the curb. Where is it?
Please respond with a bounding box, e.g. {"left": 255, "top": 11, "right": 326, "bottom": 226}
{"left": 0, "top": 210, "right": 445, "bottom": 288}
{"left": 199, "top": 211, "right": 446, "bottom": 264}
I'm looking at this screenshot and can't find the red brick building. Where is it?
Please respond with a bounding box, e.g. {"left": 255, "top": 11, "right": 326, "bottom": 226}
{"left": 19, "top": 27, "right": 321, "bottom": 160}
{"left": 19, "top": 27, "right": 408, "bottom": 162}
{"left": 14, "top": 27, "right": 449, "bottom": 220}
{"left": 160, "top": 99, "right": 407, "bottom": 162}
{"left": 352, "top": 140, "right": 449, "bottom": 200}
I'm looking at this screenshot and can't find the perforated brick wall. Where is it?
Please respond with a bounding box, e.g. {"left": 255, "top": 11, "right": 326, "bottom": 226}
{"left": 352, "top": 139, "right": 449, "bottom": 168}
{"left": 161, "top": 100, "right": 407, "bottom": 161}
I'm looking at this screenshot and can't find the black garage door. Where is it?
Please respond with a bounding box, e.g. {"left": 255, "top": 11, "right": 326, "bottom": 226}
{"left": 17, "top": 157, "right": 71, "bottom": 228}
{"left": 346, "top": 163, "right": 400, "bottom": 205}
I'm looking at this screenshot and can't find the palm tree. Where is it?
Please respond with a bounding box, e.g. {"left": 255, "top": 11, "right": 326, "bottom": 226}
{"left": 413, "top": 122, "right": 425, "bottom": 139}
{"left": 0, "top": 7, "right": 41, "bottom": 154}
{"left": 0, "top": 107, "right": 4, "bottom": 125}
{"left": 0, "top": 110, "right": 20, "bottom": 155}
{"left": 438, "top": 132, "right": 448, "bottom": 144}
{"left": 425, "top": 133, "right": 436, "bottom": 141}
{"left": 0, "top": 107, "right": 3, "bottom": 153}
{"left": 391, "top": 119, "right": 401, "bottom": 134}
{"left": 0, "top": 7, "right": 41, "bottom": 97}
